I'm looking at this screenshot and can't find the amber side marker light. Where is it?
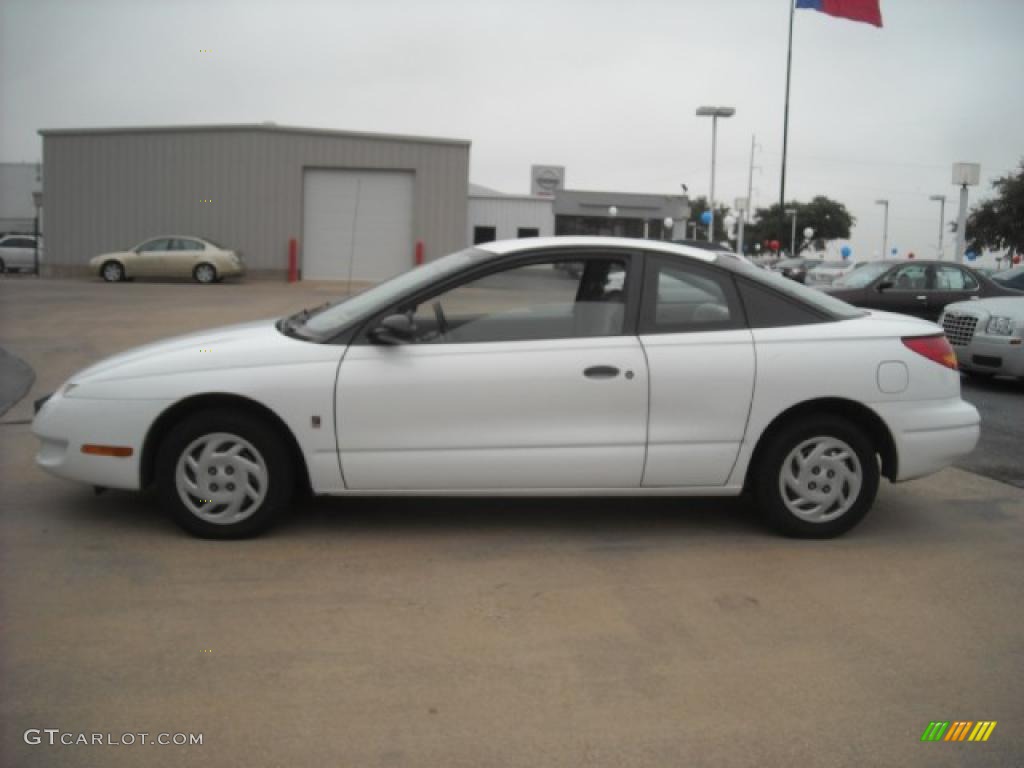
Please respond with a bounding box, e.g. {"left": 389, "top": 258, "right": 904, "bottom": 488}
{"left": 81, "top": 444, "right": 134, "bottom": 458}
{"left": 902, "top": 335, "right": 958, "bottom": 370}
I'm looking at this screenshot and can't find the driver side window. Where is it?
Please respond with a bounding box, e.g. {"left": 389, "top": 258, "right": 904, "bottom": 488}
{"left": 399, "top": 257, "right": 628, "bottom": 344}
{"left": 139, "top": 239, "right": 171, "bottom": 252}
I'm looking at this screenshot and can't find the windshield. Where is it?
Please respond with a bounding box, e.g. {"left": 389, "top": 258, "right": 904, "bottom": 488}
{"left": 812, "top": 261, "right": 848, "bottom": 270}
{"left": 727, "top": 260, "right": 867, "bottom": 319}
{"left": 992, "top": 265, "right": 1024, "bottom": 287}
{"left": 300, "top": 248, "right": 492, "bottom": 335}
{"left": 833, "top": 261, "right": 892, "bottom": 288}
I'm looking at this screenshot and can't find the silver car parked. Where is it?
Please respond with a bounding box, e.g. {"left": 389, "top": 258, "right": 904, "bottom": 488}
{"left": 940, "top": 296, "right": 1024, "bottom": 380}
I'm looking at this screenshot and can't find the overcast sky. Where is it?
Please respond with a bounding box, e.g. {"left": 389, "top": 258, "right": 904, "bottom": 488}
{"left": 2, "top": 0, "right": 1022, "bottom": 261}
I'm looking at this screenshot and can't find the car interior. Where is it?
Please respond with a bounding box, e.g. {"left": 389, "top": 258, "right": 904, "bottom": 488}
{"left": 403, "top": 259, "right": 628, "bottom": 343}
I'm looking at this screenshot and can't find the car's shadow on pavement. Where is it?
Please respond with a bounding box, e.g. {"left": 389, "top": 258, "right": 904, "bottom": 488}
{"left": 49, "top": 484, "right": 945, "bottom": 543}
{"left": 961, "top": 373, "right": 1024, "bottom": 393}
{"left": 56, "top": 487, "right": 771, "bottom": 540}
{"left": 286, "top": 494, "right": 767, "bottom": 539}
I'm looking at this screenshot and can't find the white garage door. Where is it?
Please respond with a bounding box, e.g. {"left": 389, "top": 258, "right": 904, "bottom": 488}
{"left": 302, "top": 169, "right": 414, "bottom": 281}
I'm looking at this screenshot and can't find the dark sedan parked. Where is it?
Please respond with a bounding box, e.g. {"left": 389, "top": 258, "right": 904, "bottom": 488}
{"left": 992, "top": 265, "right": 1024, "bottom": 291}
{"left": 823, "top": 260, "right": 1022, "bottom": 321}
{"left": 773, "top": 257, "right": 823, "bottom": 284}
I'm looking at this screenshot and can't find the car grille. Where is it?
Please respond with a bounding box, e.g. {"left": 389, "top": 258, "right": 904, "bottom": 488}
{"left": 942, "top": 313, "right": 978, "bottom": 347}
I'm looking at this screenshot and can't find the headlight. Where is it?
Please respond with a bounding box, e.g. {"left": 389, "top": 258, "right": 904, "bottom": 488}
{"left": 986, "top": 316, "right": 1016, "bottom": 336}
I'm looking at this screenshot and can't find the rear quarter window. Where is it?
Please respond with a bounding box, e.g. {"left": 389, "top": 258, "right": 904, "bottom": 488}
{"left": 735, "top": 279, "right": 829, "bottom": 328}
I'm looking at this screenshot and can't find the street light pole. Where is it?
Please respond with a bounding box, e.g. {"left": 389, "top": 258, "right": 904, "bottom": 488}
{"left": 736, "top": 134, "right": 759, "bottom": 257}
{"left": 786, "top": 208, "right": 797, "bottom": 257}
{"left": 875, "top": 199, "right": 889, "bottom": 260}
{"left": 929, "top": 194, "right": 946, "bottom": 260}
{"left": 31, "top": 190, "right": 43, "bottom": 277}
{"left": 952, "top": 163, "right": 980, "bottom": 263}
{"left": 696, "top": 106, "right": 735, "bottom": 243}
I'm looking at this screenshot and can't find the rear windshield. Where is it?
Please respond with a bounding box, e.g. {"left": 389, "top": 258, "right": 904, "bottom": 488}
{"left": 725, "top": 260, "right": 867, "bottom": 319}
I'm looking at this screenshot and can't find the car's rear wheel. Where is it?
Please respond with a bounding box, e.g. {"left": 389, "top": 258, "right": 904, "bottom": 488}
{"left": 754, "top": 414, "right": 879, "bottom": 538}
{"left": 0, "top": 257, "right": 6, "bottom": 273}
{"left": 193, "top": 263, "right": 217, "bottom": 284}
{"left": 155, "top": 410, "right": 293, "bottom": 538}
{"left": 101, "top": 260, "right": 124, "bottom": 282}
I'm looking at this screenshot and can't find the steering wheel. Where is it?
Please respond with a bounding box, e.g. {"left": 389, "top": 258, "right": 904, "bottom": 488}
{"left": 432, "top": 301, "right": 449, "bottom": 337}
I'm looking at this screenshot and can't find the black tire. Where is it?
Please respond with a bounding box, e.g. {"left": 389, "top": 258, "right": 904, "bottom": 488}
{"left": 753, "top": 414, "right": 879, "bottom": 538}
{"left": 101, "top": 260, "right": 124, "bottom": 282}
{"left": 0, "top": 258, "right": 6, "bottom": 273}
{"left": 155, "top": 409, "right": 293, "bottom": 539}
{"left": 193, "top": 262, "right": 218, "bottom": 284}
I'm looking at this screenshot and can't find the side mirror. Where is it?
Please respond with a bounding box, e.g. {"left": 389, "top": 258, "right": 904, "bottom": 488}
{"left": 877, "top": 280, "right": 894, "bottom": 292}
{"left": 368, "top": 313, "right": 416, "bottom": 345}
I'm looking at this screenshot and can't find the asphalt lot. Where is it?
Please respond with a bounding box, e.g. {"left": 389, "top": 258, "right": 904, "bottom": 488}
{"left": 958, "top": 375, "right": 1024, "bottom": 488}
{"left": 1, "top": 276, "right": 1023, "bottom": 767}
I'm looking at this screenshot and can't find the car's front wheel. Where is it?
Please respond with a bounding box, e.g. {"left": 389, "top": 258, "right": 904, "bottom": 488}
{"left": 155, "top": 410, "right": 293, "bottom": 538}
{"left": 754, "top": 414, "right": 879, "bottom": 538}
{"left": 193, "top": 263, "right": 218, "bottom": 284}
{"left": 101, "top": 260, "right": 124, "bottom": 282}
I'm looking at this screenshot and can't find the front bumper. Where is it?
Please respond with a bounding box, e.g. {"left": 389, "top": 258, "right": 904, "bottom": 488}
{"left": 871, "top": 398, "right": 980, "bottom": 482}
{"left": 32, "top": 391, "right": 172, "bottom": 490}
{"left": 954, "top": 335, "right": 1024, "bottom": 377}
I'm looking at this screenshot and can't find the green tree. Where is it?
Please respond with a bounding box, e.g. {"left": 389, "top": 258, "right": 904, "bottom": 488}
{"left": 966, "top": 160, "right": 1024, "bottom": 257}
{"left": 686, "top": 196, "right": 732, "bottom": 242}
{"left": 745, "top": 196, "right": 855, "bottom": 256}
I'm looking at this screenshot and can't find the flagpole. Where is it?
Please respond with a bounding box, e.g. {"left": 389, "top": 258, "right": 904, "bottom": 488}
{"left": 780, "top": 0, "right": 796, "bottom": 209}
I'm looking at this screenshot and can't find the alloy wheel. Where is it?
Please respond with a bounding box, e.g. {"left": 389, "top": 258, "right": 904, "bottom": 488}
{"left": 102, "top": 262, "right": 123, "bottom": 282}
{"left": 195, "top": 264, "right": 216, "bottom": 283}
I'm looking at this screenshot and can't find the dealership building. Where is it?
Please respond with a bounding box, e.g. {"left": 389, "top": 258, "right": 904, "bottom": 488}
{"left": 38, "top": 123, "right": 689, "bottom": 280}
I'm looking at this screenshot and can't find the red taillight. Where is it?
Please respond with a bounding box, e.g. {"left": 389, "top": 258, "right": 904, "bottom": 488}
{"left": 902, "top": 334, "right": 958, "bottom": 370}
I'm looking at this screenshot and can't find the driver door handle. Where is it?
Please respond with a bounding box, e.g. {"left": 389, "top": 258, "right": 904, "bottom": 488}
{"left": 584, "top": 365, "right": 620, "bottom": 379}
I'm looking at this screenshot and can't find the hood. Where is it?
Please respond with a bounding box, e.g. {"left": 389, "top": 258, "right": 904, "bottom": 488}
{"left": 69, "top": 318, "right": 316, "bottom": 385}
{"left": 944, "top": 296, "right": 1024, "bottom": 317}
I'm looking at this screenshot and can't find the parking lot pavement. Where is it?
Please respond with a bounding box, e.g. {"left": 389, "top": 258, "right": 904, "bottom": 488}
{"left": 0, "top": 346, "right": 34, "bottom": 417}
{"left": 2, "top": 278, "right": 1023, "bottom": 767}
{"left": 958, "top": 375, "right": 1024, "bottom": 488}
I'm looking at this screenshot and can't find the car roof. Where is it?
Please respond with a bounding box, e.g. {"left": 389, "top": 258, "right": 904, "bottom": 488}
{"left": 475, "top": 236, "right": 717, "bottom": 263}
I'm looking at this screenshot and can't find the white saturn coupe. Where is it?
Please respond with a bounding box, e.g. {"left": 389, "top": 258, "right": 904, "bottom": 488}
{"left": 33, "top": 237, "right": 980, "bottom": 539}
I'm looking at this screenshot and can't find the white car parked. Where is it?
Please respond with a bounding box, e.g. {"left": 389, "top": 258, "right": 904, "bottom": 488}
{"left": 33, "top": 237, "right": 980, "bottom": 539}
{"left": 940, "top": 296, "right": 1024, "bottom": 379}
{"left": 0, "top": 234, "right": 43, "bottom": 273}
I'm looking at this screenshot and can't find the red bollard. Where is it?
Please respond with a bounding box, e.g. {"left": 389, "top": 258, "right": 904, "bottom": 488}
{"left": 288, "top": 238, "right": 298, "bottom": 282}
{"left": 415, "top": 240, "right": 424, "bottom": 266}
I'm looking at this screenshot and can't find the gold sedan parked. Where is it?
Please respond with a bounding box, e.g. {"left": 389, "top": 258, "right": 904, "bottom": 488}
{"left": 89, "top": 236, "right": 244, "bottom": 283}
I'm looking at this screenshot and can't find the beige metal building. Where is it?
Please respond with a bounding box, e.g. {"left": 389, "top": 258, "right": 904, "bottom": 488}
{"left": 39, "top": 123, "right": 470, "bottom": 279}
